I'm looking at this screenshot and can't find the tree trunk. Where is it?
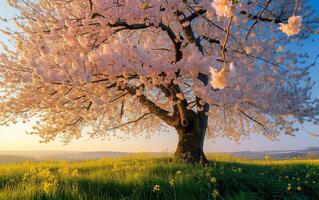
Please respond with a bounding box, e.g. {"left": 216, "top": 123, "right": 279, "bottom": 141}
{"left": 174, "top": 113, "right": 208, "bottom": 164}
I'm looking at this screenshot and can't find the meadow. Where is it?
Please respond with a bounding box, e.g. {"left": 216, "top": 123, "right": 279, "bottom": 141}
{"left": 0, "top": 154, "right": 318, "bottom": 200}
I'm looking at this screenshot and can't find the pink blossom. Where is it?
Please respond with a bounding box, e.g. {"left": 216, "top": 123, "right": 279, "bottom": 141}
{"left": 209, "top": 67, "right": 229, "bottom": 90}
{"left": 279, "top": 16, "right": 302, "bottom": 36}
{"left": 211, "top": 0, "right": 232, "bottom": 17}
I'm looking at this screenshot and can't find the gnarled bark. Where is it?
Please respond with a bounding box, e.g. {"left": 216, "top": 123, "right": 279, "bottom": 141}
{"left": 174, "top": 112, "right": 208, "bottom": 164}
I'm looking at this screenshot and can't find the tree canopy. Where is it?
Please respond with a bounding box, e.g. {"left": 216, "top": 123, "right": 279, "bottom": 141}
{"left": 0, "top": 0, "right": 318, "bottom": 162}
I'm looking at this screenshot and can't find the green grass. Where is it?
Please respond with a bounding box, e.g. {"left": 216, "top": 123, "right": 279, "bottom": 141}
{"left": 0, "top": 154, "right": 318, "bottom": 200}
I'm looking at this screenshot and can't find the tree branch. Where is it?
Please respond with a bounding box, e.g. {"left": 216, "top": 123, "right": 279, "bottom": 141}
{"left": 126, "top": 86, "right": 176, "bottom": 126}
{"left": 105, "top": 113, "right": 152, "bottom": 131}
{"left": 240, "top": 10, "right": 283, "bottom": 24}
{"left": 239, "top": 109, "right": 271, "bottom": 135}
{"left": 182, "top": 7, "right": 284, "bottom": 24}
{"left": 221, "top": 17, "right": 233, "bottom": 64}
{"left": 245, "top": 0, "right": 272, "bottom": 40}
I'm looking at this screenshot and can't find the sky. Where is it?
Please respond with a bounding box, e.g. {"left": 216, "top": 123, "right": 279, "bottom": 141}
{"left": 0, "top": 1, "right": 318, "bottom": 153}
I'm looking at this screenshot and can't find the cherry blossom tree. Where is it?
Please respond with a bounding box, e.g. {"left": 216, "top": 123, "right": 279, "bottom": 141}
{"left": 0, "top": 0, "right": 319, "bottom": 163}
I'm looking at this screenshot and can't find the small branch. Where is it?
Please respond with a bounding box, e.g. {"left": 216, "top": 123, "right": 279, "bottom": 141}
{"left": 221, "top": 17, "right": 233, "bottom": 64}
{"left": 120, "top": 100, "right": 124, "bottom": 120}
{"left": 202, "top": 35, "right": 221, "bottom": 45}
{"left": 240, "top": 10, "right": 283, "bottom": 23}
{"left": 239, "top": 109, "right": 271, "bottom": 134}
{"left": 245, "top": 0, "right": 272, "bottom": 40}
{"left": 182, "top": 9, "right": 206, "bottom": 22}
{"left": 86, "top": 101, "right": 92, "bottom": 110}
{"left": 245, "top": 21, "right": 258, "bottom": 40}
{"left": 110, "top": 91, "right": 129, "bottom": 103}
{"left": 88, "top": 0, "right": 93, "bottom": 11}
{"left": 105, "top": 113, "right": 152, "bottom": 131}
{"left": 66, "top": 117, "right": 83, "bottom": 126}
{"left": 294, "top": 0, "right": 300, "bottom": 16}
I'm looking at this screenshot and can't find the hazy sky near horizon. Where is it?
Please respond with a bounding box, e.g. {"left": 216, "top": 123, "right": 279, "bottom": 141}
{"left": 0, "top": 1, "right": 318, "bottom": 153}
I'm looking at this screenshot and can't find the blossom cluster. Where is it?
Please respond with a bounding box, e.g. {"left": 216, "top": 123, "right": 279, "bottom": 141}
{"left": 279, "top": 16, "right": 303, "bottom": 36}
{"left": 0, "top": 0, "right": 317, "bottom": 143}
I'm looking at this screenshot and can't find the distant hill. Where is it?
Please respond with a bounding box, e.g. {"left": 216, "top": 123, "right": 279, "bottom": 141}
{"left": 0, "top": 151, "right": 131, "bottom": 163}
{"left": 0, "top": 147, "right": 318, "bottom": 163}
{"left": 38, "top": 151, "right": 132, "bottom": 161}
{"left": 0, "top": 155, "right": 37, "bottom": 164}
{"left": 231, "top": 147, "right": 319, "bottom": 160}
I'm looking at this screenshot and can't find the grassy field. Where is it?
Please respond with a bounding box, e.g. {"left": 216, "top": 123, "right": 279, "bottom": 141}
{"left": 0, "top": 154, "right": 318, "bottom": 200}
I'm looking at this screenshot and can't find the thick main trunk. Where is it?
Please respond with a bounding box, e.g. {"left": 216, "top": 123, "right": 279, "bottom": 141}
{"left": 174, "top": 115, "right": 208, "bottom": 164}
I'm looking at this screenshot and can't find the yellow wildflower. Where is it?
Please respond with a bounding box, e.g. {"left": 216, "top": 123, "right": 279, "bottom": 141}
{"left": 169, "top": 179, "right": 174, "bottom": 186}
{"left": 71, "top": 169, "right": 78, "bottom": 177}
{"left": 153, "top": 185, "right": 160, "bottom": 192}
{"left": 42, "top": 180, "right": 58, "bottom": 194}
{"left": 211, "top": 177, "right": 217, "bottom": 184}
{"left": 212, "top": 189, "right": 219, "bottom": 199}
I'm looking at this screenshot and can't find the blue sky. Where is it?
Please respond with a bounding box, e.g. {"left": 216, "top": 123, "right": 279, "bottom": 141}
{"left": 0, "top": 1, "right": 318, "bottom": 152}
